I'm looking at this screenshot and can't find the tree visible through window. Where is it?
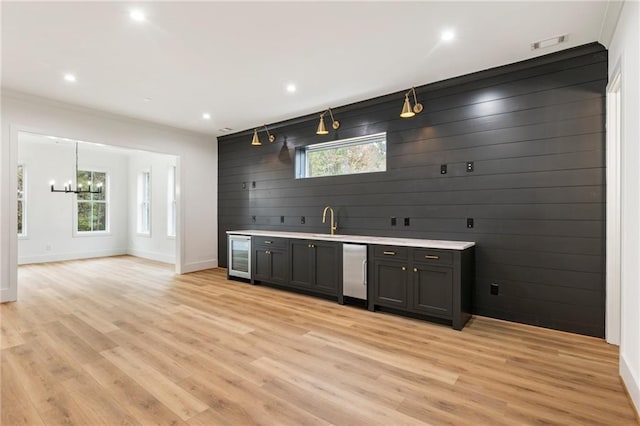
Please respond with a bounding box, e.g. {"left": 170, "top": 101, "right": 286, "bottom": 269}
{"left": 17, "top": 165, "right": 26, "bottom": 236}
{"left": 77, "top": 170, "right": 107, "bottom": 232}
{"left": 296, "top": 132, "right": 387, "bottom": 179}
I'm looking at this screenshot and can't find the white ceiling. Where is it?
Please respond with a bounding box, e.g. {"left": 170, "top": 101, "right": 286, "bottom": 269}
{"left": 1, "top": 1, "right": 615, "bottom": 137}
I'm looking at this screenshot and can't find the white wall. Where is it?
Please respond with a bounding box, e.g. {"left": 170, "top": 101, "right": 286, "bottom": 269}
{"left": 128, "top": 150, "right": 177, "bottom": 263}
{"left": 608, "top": 0, "right": 640, "bottom": 415}
{"left": 17, "top": 136, "right": 129, "bottom": 263}
{"left": 1, "top": 90, "right": 218, "bottom": 302}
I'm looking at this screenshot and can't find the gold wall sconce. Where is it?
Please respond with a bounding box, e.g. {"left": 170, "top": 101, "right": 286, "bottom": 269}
{"left": 251, "top": 124, "right": 276, "bottom": 146}
{"left": 400, "top": 87, "right": 423, "bottom": 118}
{"left": 316, "top": 108, "right": 340, "bottom": 135}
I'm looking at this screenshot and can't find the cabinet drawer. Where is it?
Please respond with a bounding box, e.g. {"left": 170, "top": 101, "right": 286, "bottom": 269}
{"left": 373, "top": 245, "right": 408, "bottom": 260}
{"left": 413, "top": 249, "right": 453, "bottom": 265}
{"left": 253, "top": 236, "right": 286, "bottom": 248}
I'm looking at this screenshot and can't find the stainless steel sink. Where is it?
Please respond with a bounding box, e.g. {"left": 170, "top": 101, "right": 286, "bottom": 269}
{"left": 310, "top": 233, "right": 349, "bottom": 239}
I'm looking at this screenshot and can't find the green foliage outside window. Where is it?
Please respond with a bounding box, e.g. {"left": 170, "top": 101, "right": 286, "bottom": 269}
{"left": 77, "top": 170, "right": 107, "bottom": 232}
{"left": 307, "top": 141, "right": 386, "bottom": 178}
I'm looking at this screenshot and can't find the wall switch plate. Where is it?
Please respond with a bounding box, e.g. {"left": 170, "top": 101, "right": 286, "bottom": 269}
{"left": 467, "top": 218, "right": 474, "bottom": 228}
{"left": 440, "top": 164, "right": 447, "bottom": 174}
{"left": 300, "top": 216, "right": 305, "bottom": 224}
{"left": 404, "top": 217, "right": 410, "bottom": 226}
{"left": 466, "top": 161, "right": 474, "bottom": 172}
{"left": 391, "top": 217, "right": 397, "bottom": 226}
{"left": 252, "top": 215, "right": 256, "bottom": 223}
{"left": 490, "top": 283, "right": 500, "bottom": 295}
{"left": 280, "top": 216, "right": 285, "bottom": 224}
{"left": 242, "top": 182, "right": 247, "bottom": 189}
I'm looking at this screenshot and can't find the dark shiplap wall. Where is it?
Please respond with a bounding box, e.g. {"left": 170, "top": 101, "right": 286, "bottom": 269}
{"left": 218, "top": 43, "right": 607, "bottom": 337}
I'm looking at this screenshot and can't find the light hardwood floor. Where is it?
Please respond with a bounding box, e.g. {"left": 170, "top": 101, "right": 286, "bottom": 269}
{"left": 1, "top": 255, "right": 637, "bottom": 425}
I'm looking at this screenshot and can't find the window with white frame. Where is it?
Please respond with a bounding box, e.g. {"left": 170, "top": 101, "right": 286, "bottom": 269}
{"left": 17, "top": 164, "right": 26, "bottom": 236}
{"left": 296, "top": 132, "right": 387, "bottom": 179}
{"left": 76, "top": 170, "right": 108, "bottom": 232}
{"left": 137, "top": 170, "right": 151, "bottom": 235}
{"left": 167, "top": 166, "right": 176, "bottom": 237}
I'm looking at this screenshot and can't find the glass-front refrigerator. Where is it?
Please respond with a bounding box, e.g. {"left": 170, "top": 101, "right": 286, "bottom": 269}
{"left": 228, "top": 234, "right": 251, "bottom": 279}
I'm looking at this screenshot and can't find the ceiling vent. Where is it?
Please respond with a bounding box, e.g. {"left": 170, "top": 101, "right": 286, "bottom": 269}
{"left": 531, "top": 35, "right": 567, "bottom": 50}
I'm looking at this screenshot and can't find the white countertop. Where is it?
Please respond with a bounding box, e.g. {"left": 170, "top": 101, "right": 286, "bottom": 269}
{"left": 227, "top": 230, "right": 475, "bottom": 250}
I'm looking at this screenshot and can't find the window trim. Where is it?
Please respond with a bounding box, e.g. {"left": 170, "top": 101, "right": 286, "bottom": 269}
{"left": 73, "top": 168, "right": 111, "bottom": 237}
{"left": 137, "top": 169, "right": 152, "bottom": 237}
{"left": 296, "top": 132, "right": 387, "bottom": 179}
{"left": 17, "top": 164, "right": 27, "bottom": 239}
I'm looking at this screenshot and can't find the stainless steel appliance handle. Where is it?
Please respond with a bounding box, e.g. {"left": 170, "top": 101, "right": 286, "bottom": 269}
{"left": 362, "top": 259, "right": 367, "bottom": 286}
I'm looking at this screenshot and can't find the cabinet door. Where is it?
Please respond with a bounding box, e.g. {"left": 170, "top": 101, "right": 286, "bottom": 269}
{"left": 314, "top": 242, "right": 339, "bottom": 294}
{"left": 270, "top": 249, "right": 288, "bottom": 285}
{"left": 373, "top": 260, "right": 409, "bottom": 308}
{"left": 412, "top": 264, "right": 453, "bottom": 318}
{"left": 289, "top": 240, "right": 313, "bottom": 288}
{"left": 253, "top": 248, "right": 271, "bottom": 282}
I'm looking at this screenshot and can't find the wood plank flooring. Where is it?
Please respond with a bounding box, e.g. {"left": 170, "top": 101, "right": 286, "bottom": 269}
{"left": 1, "top": 255, "right": 637, "bottom": 425}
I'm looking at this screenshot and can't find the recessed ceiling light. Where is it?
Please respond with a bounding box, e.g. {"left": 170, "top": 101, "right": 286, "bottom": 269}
{"left": 219, "top": 127, "right": 233, "bottom": 132}
{"left": 64, "top": 73, "right": 77, "bottom": 82}
{"left": 286, "top": 83, "right": 296, "bottom": 93}
{"left": 202, "top": 113, "right": 211, "bottom": 120}
{"left": 441, "top": 30, "right": 455, "bottom": 42}
{"left": 130, "top": 9, "right": 146, "bottom": 22}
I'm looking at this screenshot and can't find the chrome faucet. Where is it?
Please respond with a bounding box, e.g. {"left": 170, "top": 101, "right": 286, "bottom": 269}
{"left": 322, "top": 206, "right": 338, "bottom": 235}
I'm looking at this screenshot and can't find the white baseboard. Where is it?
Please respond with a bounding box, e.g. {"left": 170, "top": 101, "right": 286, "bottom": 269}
{"left": 18, "top": 249, "right": 127, "bottom": 265}
{"left": 0, "top": 288, "right": 17, "bottom": 303}
{"left": 621, "top": 353, "right": 640, "bottom": 417}
{"left": 127, "top": 248, "right": 175, "bottom": 264}
{"left": 180, "top": 259, "right": 218, "bottom": 274}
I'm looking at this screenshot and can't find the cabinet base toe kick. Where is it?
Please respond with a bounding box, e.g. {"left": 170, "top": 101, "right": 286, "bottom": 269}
{"left": 368, "top": 304, "right": 472, "bottom": 331}
{"left": 251, "top": 279, "right": 343, "bottom": 304}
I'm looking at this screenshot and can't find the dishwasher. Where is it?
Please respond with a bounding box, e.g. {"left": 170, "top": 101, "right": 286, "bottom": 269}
{"left": 343, "top": 244, "right": 367, "bottom": 300}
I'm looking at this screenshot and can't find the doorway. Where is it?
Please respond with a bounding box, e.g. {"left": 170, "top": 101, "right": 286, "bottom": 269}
{"left": 606, "top": 70, "right": 621, "bottom": 345}
{"left": 16, "top": 131, "right": 180, "bottom": 282}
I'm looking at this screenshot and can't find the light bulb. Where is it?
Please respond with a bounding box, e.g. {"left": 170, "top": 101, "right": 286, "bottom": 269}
{"left": 49, "top": 180, "right": 55, "bottom": 186}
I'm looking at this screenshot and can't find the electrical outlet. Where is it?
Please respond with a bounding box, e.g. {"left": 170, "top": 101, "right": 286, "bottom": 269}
{"left": 440, "top": 164, "right": 447, "bottom": 174}
{"left": 300, "top": 216, "right": 305, "bottom": 224}
{"left": 45, "top": 244, "right": 52, "bottom": 251}
{"left": 404, "top": 217, "right": 410, "bottom": 226}
{"left": 280, "top": 216, "right": 284, "bottom": 224}
{"left": 490, "top": 283, "right": 500, "bottom": 295}
{"left": 467, "top": 218, "right": 474, "bottom": 228}
{"left": 391, "top": 217, "right": 397, "bottom": 226}
{"left": 242, "top": 182, "right": 247, "bottom": 190}
{"left": 252, "top": 215, "right": 256, "bottom": 223}
{"left": 466, "top": 161, "right": 474, "bottom": 172}
{"left": 252, "top": 181, "right": 256, "bottom": 188}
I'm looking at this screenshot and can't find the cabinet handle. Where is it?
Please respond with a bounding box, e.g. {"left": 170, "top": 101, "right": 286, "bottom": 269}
{"left": 425, "top": 255, "right": 440, "bottom": 260}
{"left": 264, "top": 240, "right": 272, "bottom": 244}
{"left": 413, "top": 267, "right": 418, "bottom": 272}
{"left": 308, "top": 244, "right": 315, "bottom": 248}
{"left": 401, "top": 266, "right": 406, "bottom": 271}
{"left": 383, "top": 251, "right": 396, "bottom": 256}
{"left": 265, "top": 250, "right": 271, "bottom": 255}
